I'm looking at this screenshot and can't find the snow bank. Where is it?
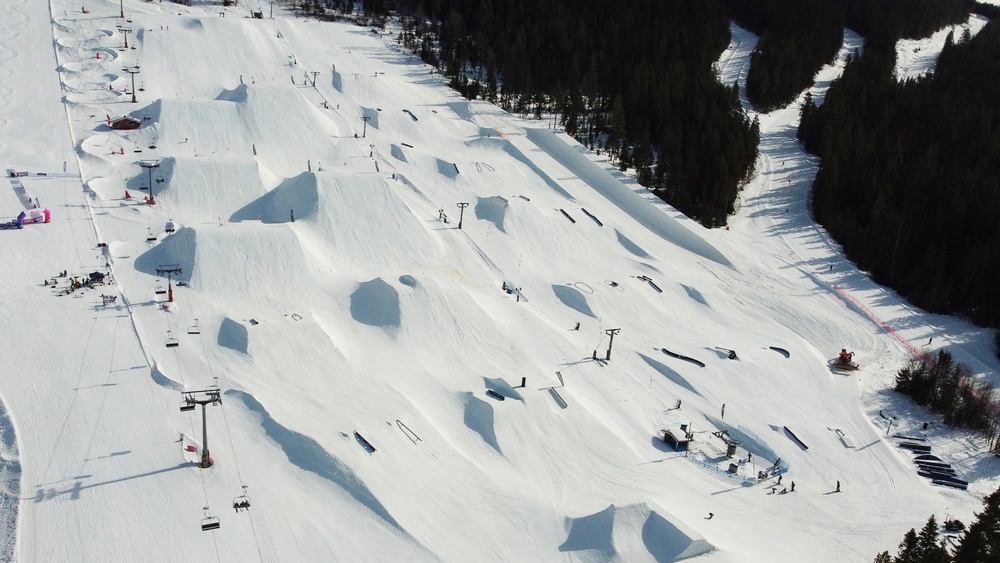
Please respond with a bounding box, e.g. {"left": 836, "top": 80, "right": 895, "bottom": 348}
{"left": 525, "top": 129, "right": 731, "bottom": 267}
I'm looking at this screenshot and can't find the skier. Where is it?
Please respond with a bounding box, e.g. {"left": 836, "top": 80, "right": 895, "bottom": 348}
{"left": 836, "top": 481, "right": 840, "bottom": 492}
{"left": 790, "top": 481, "right": 795, "bottom": 492}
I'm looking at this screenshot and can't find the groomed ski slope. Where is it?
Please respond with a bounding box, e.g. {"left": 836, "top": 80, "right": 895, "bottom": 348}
{"left": 0, "top": 1, "right": 996, "bottom": 561}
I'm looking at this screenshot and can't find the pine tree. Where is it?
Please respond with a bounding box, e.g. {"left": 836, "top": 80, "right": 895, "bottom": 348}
{"left": 913, "top": 515, "right": 950, "bottom": 563}
{"left": 954, "top": 486, "right": 1000, "bottom": 562}
{"left": 894, "top": 528, "right": 919, "bottom": 562}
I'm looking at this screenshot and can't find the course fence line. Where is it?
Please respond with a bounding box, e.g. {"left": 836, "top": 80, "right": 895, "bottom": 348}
{"left": 830, "top": 283, "right": 931, "bottom": 363}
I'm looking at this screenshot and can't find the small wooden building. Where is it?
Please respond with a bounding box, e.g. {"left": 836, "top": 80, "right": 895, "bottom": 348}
{"left": 662, "top": 428, "right": 691, "bottom": 452}
{"left": 111, "top": 116, "right": 142, "bottom": 130}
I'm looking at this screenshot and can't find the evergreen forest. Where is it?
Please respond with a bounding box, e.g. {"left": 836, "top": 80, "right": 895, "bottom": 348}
{"left": 799, "top": 17, "right": 1000, "bottom": 330}
{"left": 387, "top": 0, "right": 760, "bottom": 228}
{"left": 300, "top": 0, "right": 1000, "bottom": 331}
{"left": 874, "top": 484, "right": 1000, "bottom": 562}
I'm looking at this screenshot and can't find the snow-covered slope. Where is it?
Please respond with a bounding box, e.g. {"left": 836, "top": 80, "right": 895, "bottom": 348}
{"left": 0, "top": 1, "right": 997, "bottom": 561}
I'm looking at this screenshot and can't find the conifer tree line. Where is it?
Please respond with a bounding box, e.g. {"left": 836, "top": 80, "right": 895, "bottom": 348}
{"left": 306, "top": 0, "right": 999, "bottom": 330}
{"left": 384, "top": 0, "right": 760, "bottom": 228}
{"left": 895, "top": 350, "right": 1000, "bottom": 451}
{"left": 874, "top": 485, "right": 1000, "bottom": 562}
{"left": 799, "top": 16, "right": 1000, "bottom": 330}
{"left": 730, "top": 0, "right": 970, "bottom": 111}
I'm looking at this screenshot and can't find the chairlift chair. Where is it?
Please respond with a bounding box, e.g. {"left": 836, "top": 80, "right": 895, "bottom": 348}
{"left": 233, "top": 485, "right": 251, "bottom": 512}
{"left": 187, "top": 319, "right": 201, "bottom": 335}
{"left": 145, "top": 228, "right": 157, "bottom": 242}
{"left": 165, "top": 330, "right": 179, "bottom": 348}
{"left": 201, "top": 507, "right": 221, "bottom": 531}
{"left": 179, "top": 400, "right": 195, "bottom": 412}
{"left": 154, "top": 280, "right": 166, "bottom": 295}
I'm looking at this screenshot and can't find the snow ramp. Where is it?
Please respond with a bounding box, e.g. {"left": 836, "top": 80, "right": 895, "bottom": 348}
{"left": 155, "top": 85, "right": 353, "bottom": 177}
{"left": 559, "top": 503, "right": 714, "bottom": 562}
{"left": 525, "top": 129, "right": 731, "bottom": 267}
{"left": 161, "top": 156, "right": 273, "bottom": 224}
{"left": 305, "top": 172, "right": 440, "bottom": 269}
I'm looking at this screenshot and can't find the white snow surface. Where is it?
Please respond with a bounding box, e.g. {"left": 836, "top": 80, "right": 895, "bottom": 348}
{"left": 0, "top": 2, "right": 997, "bottom": 562}
{"left": 895, "top": 14, "right": 989, "bottom": 81}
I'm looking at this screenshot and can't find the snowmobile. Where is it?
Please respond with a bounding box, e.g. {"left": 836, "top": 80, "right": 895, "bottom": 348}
{"left": 831, "top": 349, "right": 859, "bottom": 371}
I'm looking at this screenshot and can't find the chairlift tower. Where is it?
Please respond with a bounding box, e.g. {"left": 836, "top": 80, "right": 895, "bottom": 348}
{"left": 118, "top": 26, "right": 132, "bottom": 50}
{"left": 456, "top": 202, "right": 469, "bottom": 229}
{"left": 180, "top": 385, "right": 222, "bottom": 469}
{"left": 604, "top": 328, "right": 621, "bottom": 361}
{"left": 156, "top": 264, "right": 182, "bottom": 302}
{"left": 139, "top": 159, "right": 160, "bottom": 203}
{"left": 122, "top": 64, "right": 140, "bottom": 103}
{"left": 361, "top": 115, "right": 371, "bottom": 138}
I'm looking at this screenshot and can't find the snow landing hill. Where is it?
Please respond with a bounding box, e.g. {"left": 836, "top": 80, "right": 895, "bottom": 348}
{"left": 0, "top": 0, "right": 998, "bottom": 561}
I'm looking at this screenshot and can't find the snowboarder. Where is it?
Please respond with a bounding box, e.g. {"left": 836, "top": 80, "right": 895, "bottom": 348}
{"left": 777, "top": 475, "right": 782, "bottom": 485}
{"left": 836, "top": 481, "right": 840, "bottom": 492}
{"left": 574, "top": 322, "right": 580, "bottom": 331}
{"left": 790, "top": 481, "right": 795, "bottom": 492}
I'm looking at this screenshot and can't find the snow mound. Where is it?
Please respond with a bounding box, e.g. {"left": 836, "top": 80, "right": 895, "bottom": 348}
{"left": 474, "top": 195, "right": 508, "bottom": 233}
{"left": 133, "top": 226, "right": 195, "bottom": 283}
{"left": 552, "top": 284, "right": 596, "bottom": 318}
{"left": 638, "top": 353, "right": 700, "bottom": 396}
{"left": 350, "top": 278, "right": 401, "bottom": 328}
{"left": 231, "top": 170, "right": 318, "bottom": 224}
{"left": 398, "top": 274, "right": 417, "bottom": 288}
{"left": 462, "top": 393, "right": 501, "bottom": 454}
{"left": 361, "top": 106, "right": 380, "bottom": 129}
{"left": 560, "top": 503, "right": 714, "bottom": 562}
{"left": 162, "top": 156, "right": 276, "bottom": 224}
{"left": 482, "top": 377, "right": 523, "bottom": 402}
{"left": 526, "top": 129, "right": 730, "bottom": 267}
{"left": 154, "top": 85, "right": 351, "bottom": 177}
{"left": 436, "top": 158, "right": 458, "bottom": 178}
{"left": 188, "top": 224, "right": 312, "bottom": 302}
{"left": 615, "top": 229, "right": 650, "bottom": 258}
{"left": 306, "top": 172, "right": 440, "bottom": 269}
{"left": 390, "top": 144, "right": 408, "bottom": 162}
{"left": 228, "top": 390, "right": 409, "bottom": 535}
{"left": 217, "top": 317, "right": 249, "bottom": 355}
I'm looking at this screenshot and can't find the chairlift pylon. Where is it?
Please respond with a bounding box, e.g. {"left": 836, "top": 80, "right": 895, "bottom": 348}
{"left": 201, "top": 506, "right": 220, "bottom": 531}
{"left": 165, "top": 330, "right": 179, "bottom": 348}
{"left": 233, "top": 485, "right": 251, "bottom": 512}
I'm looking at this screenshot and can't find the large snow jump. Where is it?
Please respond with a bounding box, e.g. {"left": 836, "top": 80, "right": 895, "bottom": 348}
{"left": 525, "top": 128, "right": 731, "bottom": 267}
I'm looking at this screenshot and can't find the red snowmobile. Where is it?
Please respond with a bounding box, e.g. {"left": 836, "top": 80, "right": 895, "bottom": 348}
{"left": 831, "top": 349, "right": 859, "bottom": 371}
